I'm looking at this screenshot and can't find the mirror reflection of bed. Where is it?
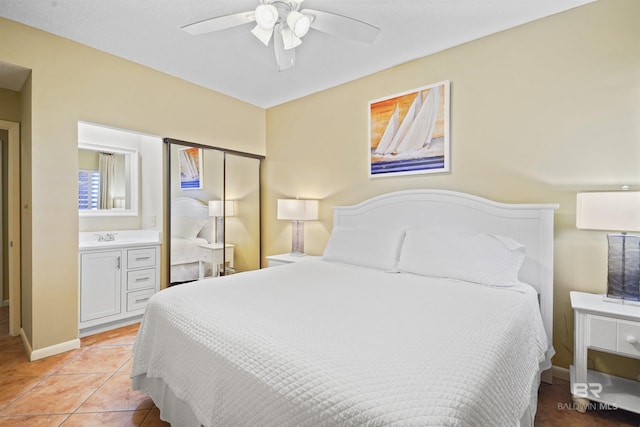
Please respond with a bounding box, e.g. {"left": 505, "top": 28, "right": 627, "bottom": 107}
{"left": 170, "top": 197, "right": 219, "bottom": 284}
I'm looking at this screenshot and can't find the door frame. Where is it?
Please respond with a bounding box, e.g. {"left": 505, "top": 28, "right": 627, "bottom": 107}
{"left": 0, "top": 120, "right": 21, "bottom": 336}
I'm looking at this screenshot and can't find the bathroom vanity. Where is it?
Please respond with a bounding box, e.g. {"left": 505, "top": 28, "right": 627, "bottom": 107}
{"left": 79, "top": 230, "right": 161, "bottom": 336}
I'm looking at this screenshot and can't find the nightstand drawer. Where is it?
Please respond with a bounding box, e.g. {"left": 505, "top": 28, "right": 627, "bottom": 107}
{"left": 199, "top": 247, "right": 215, "bottom": 263}
{"left": 588, "top": 315, "right": 640, "bottom": 358}
{"left": 127, "top": 288, "right": 155, "bottom": 312}
{"left": 618, "top": 321, "right": 640, "bottom": 357}
{"left": 127, "top": 248, "right": 156, "bottom": 269}
{"left": 588, "top": 315, "right": 617, "bottom": 351}
{"left": 127, "top": 268, "right": 156, "bottom": 291}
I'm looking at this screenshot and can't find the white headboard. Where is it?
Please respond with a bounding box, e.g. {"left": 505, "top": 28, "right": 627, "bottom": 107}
{"left": 172, "top": 197, "right": 208, "bottom": 217}
{"left": 171, "top": 197, "right": 213, "bottom": 243}
{"left": 334, "top": 189, "right": 558, "bottom": 380}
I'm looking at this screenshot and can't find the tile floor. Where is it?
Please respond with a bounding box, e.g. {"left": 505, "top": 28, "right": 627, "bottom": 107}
{"left": 2, "top": 305, "right": 640, "bottom": 426}
{"left": 0, "top": 306, "right": 168, "bottom": 426}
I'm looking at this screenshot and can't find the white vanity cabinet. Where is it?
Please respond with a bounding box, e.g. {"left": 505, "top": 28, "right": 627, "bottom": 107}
{"left": 80, "top": 250, "right": 123, "bottom": 322}
{"left": 79, "top": 243, "right": 160, "bottom": 336}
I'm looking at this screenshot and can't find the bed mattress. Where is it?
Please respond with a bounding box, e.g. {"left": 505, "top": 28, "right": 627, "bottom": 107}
{"left": 132, "top": 259, "right": 550, "bottom": 426}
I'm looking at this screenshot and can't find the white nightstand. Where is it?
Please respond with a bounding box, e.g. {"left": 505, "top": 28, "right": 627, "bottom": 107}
{"left": 198, "top": 243, "right": 234, "bottom": 278}
{"left": 266, "top": 253, "right": 320, "bottom": 268}
{"left": 570, "top": 291, "right": 640, "bottom": 414}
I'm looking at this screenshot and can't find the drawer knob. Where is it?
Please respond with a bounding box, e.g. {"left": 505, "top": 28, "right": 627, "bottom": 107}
{"left": 627, "top": 335, "right": 637, "bottom": 345}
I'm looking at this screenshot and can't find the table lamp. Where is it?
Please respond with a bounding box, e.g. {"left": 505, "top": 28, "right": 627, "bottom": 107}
{"left": 576, "top": 191, "right": 640, "bottom": 301}
{"left": 209, "top": 200, "right": 235, "bottom": 244}
{"left": 277, "top": 199, "right": 318, "bottom": 256}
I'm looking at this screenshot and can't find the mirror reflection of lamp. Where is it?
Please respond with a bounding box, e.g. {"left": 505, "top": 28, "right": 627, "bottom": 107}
{"left": 208, "top": 200, "right": 235, "bottom": 244}
{"left": 277, "top": 199, "right": 318, "bottom": 256}
{"left": 576, "top": 189, "right": 640, "bottom": 303}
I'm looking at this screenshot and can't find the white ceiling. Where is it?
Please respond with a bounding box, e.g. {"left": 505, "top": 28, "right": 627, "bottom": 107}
{"left": 0, "top": 0, "right": 594, "bottom": 108}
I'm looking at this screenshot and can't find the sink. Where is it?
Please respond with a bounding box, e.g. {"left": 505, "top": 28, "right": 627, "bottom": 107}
{"left": 79, "top": 230, "right": 161, "bottom": 250}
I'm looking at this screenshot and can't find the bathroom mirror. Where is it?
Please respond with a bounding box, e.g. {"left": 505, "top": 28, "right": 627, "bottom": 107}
{"left": 78, "top": 142, "right": 139, "bottom": 216}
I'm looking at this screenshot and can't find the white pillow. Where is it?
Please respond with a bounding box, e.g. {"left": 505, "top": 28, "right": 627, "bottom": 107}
{"left": 171, "top": 217, "right": 208, "bottom": 239}
{"left": 322, "top": 226, "right": 405, "bottom": 271}
{"left": 397, "top": 228, "right": 526, "bottom": 287}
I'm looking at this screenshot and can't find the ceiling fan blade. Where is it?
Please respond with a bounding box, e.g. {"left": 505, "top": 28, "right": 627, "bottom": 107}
{"left": 182, "top": 11, "right": 255, "bottom": 35}
{"left": 302, "top": 9, "right": 380, "bottom": 43}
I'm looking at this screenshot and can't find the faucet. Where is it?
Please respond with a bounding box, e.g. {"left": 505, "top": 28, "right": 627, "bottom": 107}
{"left": 95, "top": 233, "right": 117, "bottom": 242}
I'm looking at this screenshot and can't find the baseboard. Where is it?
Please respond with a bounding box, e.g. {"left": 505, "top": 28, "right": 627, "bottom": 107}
{"left": 19, "top": 328, "right": 32, "bottom": 356}
{"left": 20, "top": 328, "right": 81, "bottom": 361}
{"left": 2, "top": 299, "right": 8, "bottom": 307}
{"left": 552, "top": 365, "right": 570, "bottom": 381}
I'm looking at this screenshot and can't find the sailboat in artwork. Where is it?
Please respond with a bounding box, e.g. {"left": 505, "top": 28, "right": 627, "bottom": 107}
{"left": 374, "top": 86, "right": 440, "bottom": 156}
{"left": 374, "top": 105, "right": 399, "bottom": 155}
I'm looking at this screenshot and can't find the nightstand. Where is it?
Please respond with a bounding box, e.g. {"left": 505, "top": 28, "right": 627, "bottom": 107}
{"left": 266, "top": 253, "right": 320, "bottom": 267}
{"left": 570, "top": 291, "right": 640, "bottom": 414}
{"left": 198, "top": 243, "right": 234, "bottom": 279}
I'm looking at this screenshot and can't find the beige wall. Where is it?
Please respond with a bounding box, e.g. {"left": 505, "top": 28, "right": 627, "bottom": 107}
{"left": 0, "top": 18, "right": 265, "bottom": 352}
{"left": 264, "top": 0, "right": 640, "bottom": 377}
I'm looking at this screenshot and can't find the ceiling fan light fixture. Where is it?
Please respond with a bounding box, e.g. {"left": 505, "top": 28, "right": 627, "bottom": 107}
{"left": 251, "top": 25, "right": 274, "bottom": 46}
{"left": 281, "top": 28, "right": 302, "bottom": 50}
{"left": 254, "top": 4, "right": 278, "bottom": 30}
{"left": 286, "top": 11, "right": 311, "bottom": 38}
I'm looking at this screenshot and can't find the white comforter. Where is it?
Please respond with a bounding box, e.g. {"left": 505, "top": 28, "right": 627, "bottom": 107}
{"left": 132, "top": 259, "right": 549, "bottom": 427}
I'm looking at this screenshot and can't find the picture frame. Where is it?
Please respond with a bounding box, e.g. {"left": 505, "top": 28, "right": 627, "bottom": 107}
{"left": 178, "top": 147, "right": 203, "bottom": 190}
{"left": 369, "top": 80, "right": 450, "bottom": 178}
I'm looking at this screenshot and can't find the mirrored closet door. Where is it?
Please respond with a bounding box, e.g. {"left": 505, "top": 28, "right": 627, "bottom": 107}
{"left": 166, "top": 139, "right": 263, "bottom": 285}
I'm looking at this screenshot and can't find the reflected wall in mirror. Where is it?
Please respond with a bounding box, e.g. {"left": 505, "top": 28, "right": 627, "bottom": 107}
{"left": 225, "top": 154, "right": 261, "bottom": 273}
{"left": 78, "top": 142, "right": 138, "bottom": 216}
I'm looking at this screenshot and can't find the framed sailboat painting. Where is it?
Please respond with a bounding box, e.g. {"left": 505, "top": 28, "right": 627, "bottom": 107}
{"left": 369, "top": 80, "right": 450, "bottom": 178}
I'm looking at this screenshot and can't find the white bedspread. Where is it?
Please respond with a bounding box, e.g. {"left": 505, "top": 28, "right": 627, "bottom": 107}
{"left": 132, "top": 259, "right": 550, "bottom": 427}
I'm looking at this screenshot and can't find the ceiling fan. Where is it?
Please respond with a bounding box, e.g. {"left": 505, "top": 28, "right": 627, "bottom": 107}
{"left": 182, "top": 0, "right": 380, "bottom": 71}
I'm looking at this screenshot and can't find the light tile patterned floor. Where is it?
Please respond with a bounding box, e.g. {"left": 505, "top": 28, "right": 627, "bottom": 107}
{"left": 0, "top": 306, "right": 168, "bottom": 426}
{"left": 2, "top": 305, "right": 640, "bottom": 426}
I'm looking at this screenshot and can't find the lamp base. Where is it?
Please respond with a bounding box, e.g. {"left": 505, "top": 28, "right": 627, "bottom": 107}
{"left": 603, "top": 294, "right": 640, "bottom": 306}
{"left": 215, "top": 216, "right": 224, "bottom": 244}
{"left": 290, "top": 220, "right": 305, "bottom": 256}
{"left": 607, "top": 233, "right": 640, "bottom": 301}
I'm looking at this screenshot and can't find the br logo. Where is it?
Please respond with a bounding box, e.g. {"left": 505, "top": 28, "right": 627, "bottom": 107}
{"left": 574, "top": 382, "right": 603, "bottom": 398}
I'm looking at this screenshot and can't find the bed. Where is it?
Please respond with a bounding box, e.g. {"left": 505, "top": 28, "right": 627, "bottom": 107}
{"left": 170, "top": 197, "right": 214, "bottom": 283}
{"left": 133, "top": 189, "right": 558, "bottom": 426}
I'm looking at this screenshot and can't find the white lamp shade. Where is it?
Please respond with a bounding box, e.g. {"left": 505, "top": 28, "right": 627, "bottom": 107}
{"left": 254, "top": 4, "right": 278, "bottom": 30}
{"left": 208, "top": 200, "right": 235, "bottom": 217}
{"left": 277, "top": 199, "right": 318, "bottom": 221}
{"left": 576, "top": 191, "right": 640, "bottom": 231}
{"left": 251, "top": 25, "right": 273, "bottom": 46}
{"left": 286, "top": 11, "right": 311, "bottom": 38}
{"left": 280, "top": 28, "right": 302, "bottom": 50}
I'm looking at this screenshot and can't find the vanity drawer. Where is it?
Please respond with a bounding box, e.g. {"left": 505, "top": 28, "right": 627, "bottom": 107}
{"left": 127, "top": 268, "right": 156, "bottom": 291}
{"left": 127, "top": 248, "right": 156, "bottom": 269}
{"left": 127, "top": 288, "right": 155, "bottom": 312}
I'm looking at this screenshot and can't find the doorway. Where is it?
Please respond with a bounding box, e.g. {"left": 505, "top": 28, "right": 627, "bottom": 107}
{"left": 0, "top": 120, "right": 20, "bottom": 336}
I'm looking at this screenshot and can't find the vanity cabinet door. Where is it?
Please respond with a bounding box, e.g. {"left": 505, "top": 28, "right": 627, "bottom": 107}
{"left": 80, "top": 250, "right": 122, "bottom": 322}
